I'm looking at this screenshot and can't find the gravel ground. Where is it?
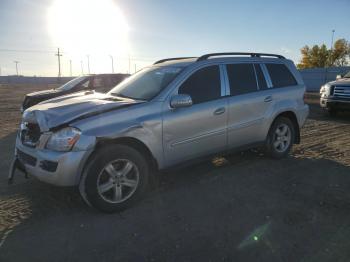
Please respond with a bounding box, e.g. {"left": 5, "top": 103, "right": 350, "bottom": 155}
{"left": 0, "top": 85, "right": 350, "bottom": 262}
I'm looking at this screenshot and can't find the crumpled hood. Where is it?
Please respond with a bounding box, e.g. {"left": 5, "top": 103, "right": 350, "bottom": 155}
{"left": 328, "top": 78, "right": 350, "bottom": 86}
{"left": 23, "top": 91, "right": 142, "bottom": 132}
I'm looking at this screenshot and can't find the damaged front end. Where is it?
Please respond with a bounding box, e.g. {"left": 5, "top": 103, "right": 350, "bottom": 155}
{"left": 9, "top": 92, "right": 141, "bottom": 186}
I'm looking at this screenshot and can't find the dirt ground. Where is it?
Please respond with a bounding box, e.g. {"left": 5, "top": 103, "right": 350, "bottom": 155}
{"left": 0, "top": 85, "right": 350, "bottom": 262}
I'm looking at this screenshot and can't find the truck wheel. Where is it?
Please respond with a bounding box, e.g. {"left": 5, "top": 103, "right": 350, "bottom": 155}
{"left": 328, "top": 108, "right": 337, "bottom": 117}
{"left": 266, "top": 117, "right": 295, "bottom": 159}
{"left": 83, "top": 144, "right": 149, "bottom": 213}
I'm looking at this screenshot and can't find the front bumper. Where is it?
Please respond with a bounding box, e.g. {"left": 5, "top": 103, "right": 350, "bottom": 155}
{"left": 320, "top": 96, "right": 350, "bottom": 110}
{"left": 14, "top": 135, "right": 92, "bottom": 186}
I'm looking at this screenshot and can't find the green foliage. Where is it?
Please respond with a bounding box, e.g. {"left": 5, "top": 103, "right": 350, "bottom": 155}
{"left": 297, "top": 39, "right": 350, "bottom": 69}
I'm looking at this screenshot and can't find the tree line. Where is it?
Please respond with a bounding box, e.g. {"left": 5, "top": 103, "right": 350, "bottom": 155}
{"left": 297, "top": 38, "right": 350, "bottom": 69}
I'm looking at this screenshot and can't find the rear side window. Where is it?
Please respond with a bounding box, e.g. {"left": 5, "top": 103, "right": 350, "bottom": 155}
{"left": 178, "top": 65, "right": 221, "bottom": 104}
{"left": 266, "top": 63, "right": 297, "bottom": 88}
{"left": 254, "top": 64, "right": 268, "bottom": 90}
{"left": 226, "top": 64, "right": 258, "bottom": 95}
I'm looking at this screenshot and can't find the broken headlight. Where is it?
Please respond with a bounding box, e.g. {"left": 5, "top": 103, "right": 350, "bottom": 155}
{"left": 46, "top": 127, "right": 81, "bottom": 152}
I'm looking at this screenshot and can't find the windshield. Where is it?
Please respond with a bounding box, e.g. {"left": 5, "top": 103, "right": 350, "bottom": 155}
{"left": 343, "top": 71, "right": 350, "bottom": 78}
{"left": 56, "top": 76, "right": 89, "bottom": 91}
{"left": 108, "top": 66, "right": 182, "bottom": 101}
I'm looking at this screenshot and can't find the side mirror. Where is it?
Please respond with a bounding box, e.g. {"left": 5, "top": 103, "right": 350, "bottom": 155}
{"left": 336, "top": 74, "right": 343, "bottom": 80}
{"left": 170, "top": 94, "right": 193, "bottom": 108}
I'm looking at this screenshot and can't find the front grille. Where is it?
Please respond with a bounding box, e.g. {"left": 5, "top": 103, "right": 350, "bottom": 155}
{"left": 20, "top": 123, "right": 41, "bottom": 147}
{"left": 333, "top": 86, "right": 350, "bottom": 98}
{"left": 17, "top": 149, "right": 37, "bottom": 166}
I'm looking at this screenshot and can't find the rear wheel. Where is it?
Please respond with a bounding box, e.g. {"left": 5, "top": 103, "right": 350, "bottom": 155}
{"left": 266, "top": 117, "right": 295, "bottom": 159}
{"left": 82, "top": 144, "right": 149, "bottom": 213}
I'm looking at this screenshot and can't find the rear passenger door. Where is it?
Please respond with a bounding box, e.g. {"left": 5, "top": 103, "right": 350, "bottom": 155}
{"left": 225, "top": 63, "right": 274, "bottom": 148}
{"left": 162, "top": 65, "right": 228, "bottom": 165}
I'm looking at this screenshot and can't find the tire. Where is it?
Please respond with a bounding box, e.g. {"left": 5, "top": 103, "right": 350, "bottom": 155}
{"left": 328, "top": 108, "right": 337, "bottom": 117}
{"left": 265, "top": 117, "right": 295, "bottom": 159}
{"left": 83, "top": 144, "right": 149, "bottom": 213}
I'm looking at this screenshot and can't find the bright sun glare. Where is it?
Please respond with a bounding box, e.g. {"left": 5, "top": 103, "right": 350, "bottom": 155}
{"left": 48, "top": 0, "right": 129, "bottom": 74}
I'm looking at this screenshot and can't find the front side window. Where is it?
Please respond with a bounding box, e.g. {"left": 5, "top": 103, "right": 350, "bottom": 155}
{"left": 226, "top": 64, "right": 258, "bottom": 95}
{"left": 109, "top": 67, "right": 182, "bottom": 101}
{"left": 343, "top": 71, "right": 350, "bottom": 78}
{"left": 266, "top": 63, "right": 297, "bottom": 88}
{"left": 178, "top": 65, "right": 221, "bottom": 104}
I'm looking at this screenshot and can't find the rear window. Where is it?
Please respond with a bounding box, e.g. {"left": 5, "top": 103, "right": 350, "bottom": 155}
{"left": 226, "top": 64, "right": 258, "bottom": 95}
{"left": 266, "top": 63, "right": 297, "bottom": 88}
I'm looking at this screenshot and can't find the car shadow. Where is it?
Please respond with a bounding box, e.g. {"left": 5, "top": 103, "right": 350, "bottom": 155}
{"left": 1, "top": 148, "right": 350, "bottom": 261}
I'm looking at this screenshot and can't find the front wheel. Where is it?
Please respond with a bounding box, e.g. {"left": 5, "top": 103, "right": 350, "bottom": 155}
{"left": 82, "top": 144, "right": 149, "bottom": 213}
{"left": 327, "top": 108, "right": 337, "bottom": 117}
{"left": 265, "top": 117, "right": 295, "bottom": 159}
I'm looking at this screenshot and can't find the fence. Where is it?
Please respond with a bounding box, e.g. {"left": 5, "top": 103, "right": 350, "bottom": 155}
{"left": 299, "top": 66, "right": 350, "bottom": 92}
{"left": 1, "top": 66, "right": 350, "bottom": 92}
{"left": 0, "top": 76, "right": 75, "bottom": 85}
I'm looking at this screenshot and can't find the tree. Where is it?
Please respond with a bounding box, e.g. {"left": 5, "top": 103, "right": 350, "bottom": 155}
{"left": 297, "top": 39, "right": 350, "bottom": 69}
{"left": 331, "top": 39, "right": 350, "bottom": 66}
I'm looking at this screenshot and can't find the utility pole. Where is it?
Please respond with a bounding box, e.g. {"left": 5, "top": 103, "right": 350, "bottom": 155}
{"left": 128, "top": 54, "right": 131, "bottom": 74}
{"left": 80, "top": 60, "right": 84, "bottom": 75}
{"left": 324, "top": 29, "right": 335, "bottom": 84}
{"left": 69, "top": 60, "right": 72, "bottom": 76}
{"left": 87, "top": 55, "right": 90, "bottom": 74}
{"left": 109, "top": 55, "right": 114, "bottom": 73}
{"left": 330, "top": 29, "right": 335, "bottom": 66}
{"left": 14, "top": 61, "right": 20, "bottom": 76}
{"left": 55, "top": 48, "right": 62, "bottom": 77}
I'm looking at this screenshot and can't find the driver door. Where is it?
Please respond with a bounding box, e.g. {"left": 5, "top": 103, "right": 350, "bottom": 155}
{"left": 162, "top": 65, "right": 228, "bottom": 166}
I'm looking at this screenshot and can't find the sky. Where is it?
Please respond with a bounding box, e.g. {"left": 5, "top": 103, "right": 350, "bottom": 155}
{"left": 0, "top": 0, "right": 349, "bottom": 76}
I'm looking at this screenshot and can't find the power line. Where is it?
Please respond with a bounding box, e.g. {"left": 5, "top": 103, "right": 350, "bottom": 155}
{"left": 0, "top": 48, "right": 56, "bottom": 54}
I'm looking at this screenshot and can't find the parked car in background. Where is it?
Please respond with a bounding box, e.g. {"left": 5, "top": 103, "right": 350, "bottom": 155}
{"left": 21, "top": 73, "right": 130, "bottom": 111}
{"left": 320, "top": 70, "right": 350, "bottom": 116}
{"left": 10, "top": 52, "right": 309, "bottom": 212}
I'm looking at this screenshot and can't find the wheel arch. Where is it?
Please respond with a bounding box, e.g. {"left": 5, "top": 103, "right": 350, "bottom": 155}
{"left": 270, "top": 111, "right": 300, "bottom": 144}
{"left": 95, "top": 137, "right": 159, "bottom": 170}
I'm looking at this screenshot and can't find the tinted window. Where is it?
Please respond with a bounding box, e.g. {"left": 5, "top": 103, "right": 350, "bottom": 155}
{"left": 266, "top": 63, "right": 297, "bottom": 88}
{"left": 178, "top": 65, "right": 221, "bottom": 104}
{"left": 226, "top": 64, "right": 257, "bottom": 95}
{"left": 254, "top": 64, "right": 268, "bottom": 90}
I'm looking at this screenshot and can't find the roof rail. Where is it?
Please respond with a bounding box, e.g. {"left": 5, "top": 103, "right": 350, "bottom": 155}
{"left": 197, "top": 52, "right": 285, "bottom": 61}
{"left": 154, "top": 57, "right": 197, "bottom": 65}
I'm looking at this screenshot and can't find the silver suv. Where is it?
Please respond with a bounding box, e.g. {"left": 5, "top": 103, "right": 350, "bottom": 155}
{"left": 10, "top": 53, "right": 309, "bottom": 212}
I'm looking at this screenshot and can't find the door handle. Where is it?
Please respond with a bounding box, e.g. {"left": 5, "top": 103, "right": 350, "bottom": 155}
{"left": 264, "top": 96, "right": 273, "bottom": 102}
{"left": 214, "top": 107, "right": 225, "bottom": 115}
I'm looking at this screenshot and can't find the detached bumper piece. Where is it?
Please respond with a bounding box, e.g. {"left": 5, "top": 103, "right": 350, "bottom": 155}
{"left": 8, "top": 157, "right": 29, "bottom": 185}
